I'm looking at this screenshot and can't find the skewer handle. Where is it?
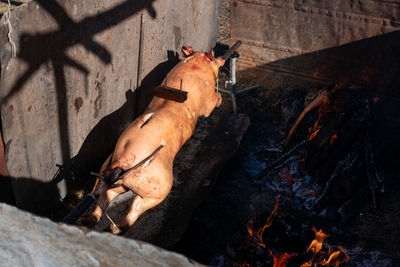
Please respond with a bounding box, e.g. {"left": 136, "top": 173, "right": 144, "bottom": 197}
{"left": 223, "top": 40, "right": 242, "bottom": 60}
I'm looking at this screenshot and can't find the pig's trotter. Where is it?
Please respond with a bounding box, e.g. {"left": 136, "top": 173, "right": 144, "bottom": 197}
{"left": 118, "top": 195, "right": 162, "bottom": 233}
{"left": 104, "top": 223, "right": 123, "bottom": 235}
{"left": 118, "top": 195, "right": 145, "bottom": 231}
{"left": 90, "top": 186, "right": 128, "bottom": 224}
{"left": 109, "top": 223, "right": 123, "bottom": 235}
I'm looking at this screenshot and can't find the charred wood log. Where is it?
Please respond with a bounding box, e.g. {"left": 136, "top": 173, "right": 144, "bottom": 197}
{"left": 284, "top": 90, "right": 328, "bottom": 148}
{"left": 257, "top": 140, "right": 311, "bottom": 180}
{"left": 300, "top": 88, "right": 372, "bottom": 180}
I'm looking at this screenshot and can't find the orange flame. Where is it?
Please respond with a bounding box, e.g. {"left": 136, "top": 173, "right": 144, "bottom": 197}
{"left": 308, "top": 128, "right": 320, "bottom": 140}
{"left": 324, "top": 246, "right": 349, "bottom": 266}
{"left": 273, "top": 253, "right": 294, "bottom": 267}
{"left": 301, "top": 228, "right": 349, "bottom": 267}
{"left": 245, "top": 200, "right": 348, "bottom": 266}
{"left": 247, "top": 195, "right": 280, "bottom": 249}
{"left": 306, "top": 227, "right": 328, "bottom": 254}
{"left": 329, "top": 133, "right": 338, "bottom": 145}
{"left": 246, "top": 196, "right": 295, "bottom": 266}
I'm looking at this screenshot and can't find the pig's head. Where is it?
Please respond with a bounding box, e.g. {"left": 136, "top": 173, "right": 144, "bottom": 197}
{"left": 182, "top": 46, "right": 225, "bottom": 77}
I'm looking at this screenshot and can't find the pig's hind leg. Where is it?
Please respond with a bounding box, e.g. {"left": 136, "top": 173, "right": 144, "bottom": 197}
{"left": 203, "top": 91, "right": 222, "bottom": 117}
{"left": 215, "top": 91, "right": 222, "bottom": 107}
{"left": 110, "top": 195, "right": 163, "bottom": 235}
{"left": 112, "top": 170, "right": 173, "bottom": 234}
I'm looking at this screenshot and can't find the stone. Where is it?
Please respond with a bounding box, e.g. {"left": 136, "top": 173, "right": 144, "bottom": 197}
{"left": 0, "top": 202, "right": 204, "bottom": 267}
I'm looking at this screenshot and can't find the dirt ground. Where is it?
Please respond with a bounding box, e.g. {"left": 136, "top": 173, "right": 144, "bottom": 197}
{"left": 217, "top": 0, "right": 230, "bottom": 45}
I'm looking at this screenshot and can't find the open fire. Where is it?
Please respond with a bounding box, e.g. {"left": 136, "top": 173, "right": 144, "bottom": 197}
{"left": 187, "top": 80, "right": 394, "bottom": 267}
{"left": 258, "top": 82, "right": 383, "bottom": 217}
{"left": 238, "top": 196, "right": 349, "bottom": 267}
{"left": 173, "top": 77, "right": 395, "bottom": 266}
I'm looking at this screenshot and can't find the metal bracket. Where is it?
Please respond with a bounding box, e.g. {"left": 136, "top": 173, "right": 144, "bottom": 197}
{"left": 217, "top": 53, "right": 260, "bottom": 114}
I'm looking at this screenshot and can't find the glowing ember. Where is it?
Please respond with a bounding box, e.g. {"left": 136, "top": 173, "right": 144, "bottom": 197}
{"left": 329, "top": 133, "right": 338, "bottom": 145}
{"left": 272, "top": 253, "right": 294, "bottom": 267}
{"left": 308, "top": 128, "right": 320, "bottom": 140}
{"left": 278, "top": 169, "right": 293, "bottom": 184}
{"left": 304, "top": 83, "right": 347, "bottom": 143}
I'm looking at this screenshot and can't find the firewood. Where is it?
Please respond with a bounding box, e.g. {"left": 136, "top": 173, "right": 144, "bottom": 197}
{"left": 284, "top": 90, "right": 328, "bottom": 148}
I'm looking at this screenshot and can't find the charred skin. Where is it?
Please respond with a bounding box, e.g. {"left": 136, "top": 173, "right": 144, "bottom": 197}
{"left": 87, "top": 46, "right": 224, "bottom": 234}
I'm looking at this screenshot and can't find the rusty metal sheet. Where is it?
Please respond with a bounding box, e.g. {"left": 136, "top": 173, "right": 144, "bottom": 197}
{"left": 231, "top": 0, "right": 400, "bottom": 87}
{"left": 0, "top": 0, "right": 221, "bottom": 211}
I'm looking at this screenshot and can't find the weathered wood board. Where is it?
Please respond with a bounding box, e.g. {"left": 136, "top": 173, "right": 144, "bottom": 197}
{"left": 231, "top": 0, "right": 400, "bottom": 88}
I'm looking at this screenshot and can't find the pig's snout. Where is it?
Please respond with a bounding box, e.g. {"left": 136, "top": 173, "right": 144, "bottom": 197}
{"left": 204, "top": 51, "right": 225, "bottom": 67}
{"left": 215, "top": 56, "right": 225, "bottom": 67}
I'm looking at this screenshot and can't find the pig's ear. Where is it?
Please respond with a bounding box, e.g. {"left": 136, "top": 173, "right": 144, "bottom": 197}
{"left": 182, "top": 46, "right": 194, "bottom": 57}
{"left": 207, "top": 46, "right": 214, "bottom": 58}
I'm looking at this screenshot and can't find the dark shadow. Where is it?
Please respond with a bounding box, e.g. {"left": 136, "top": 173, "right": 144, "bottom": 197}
{"left": 133, "top": 50, "right": 180, "bottom": 115}
{"left": 0, "top": 0, "right": 157, "bottom": 163}
{"left": 237, "top": 30, "right": 400, "bottom": 93}
{"left": 51, "top": 50, "right": 180, "bottom": 219}
{"left": 0, "top": 175, "right": 15, "bottom": 205}
{"left": 1, "top": 175, "right": 63, "bottom": 218}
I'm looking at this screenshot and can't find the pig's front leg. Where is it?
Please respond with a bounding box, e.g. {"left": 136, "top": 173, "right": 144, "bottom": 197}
{"left": 81, "top": 154, "right": 127, "bottom": 226}
{"left": 203, "top": 91, "right": 222, "bottom": 117}
{"left": 215, "top": 91, "right": 222, "bottom": 108}
{"left": 91, "top": 185, "right": 128, "bottom": 222}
